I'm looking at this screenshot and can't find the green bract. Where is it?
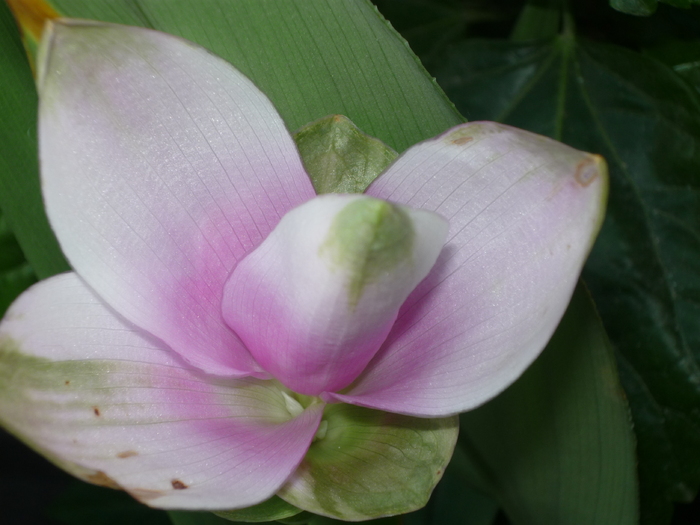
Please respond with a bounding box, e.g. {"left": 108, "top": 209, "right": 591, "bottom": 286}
{"left": 294, "top": 115, "right": 398, "bottom": 195}
{"left": 277, "top": 404, "right": 458, "bottom": 521}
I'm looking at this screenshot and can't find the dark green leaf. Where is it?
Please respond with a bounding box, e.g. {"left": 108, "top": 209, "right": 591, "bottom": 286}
{"left": 169, "top": 510, "right": 237, "bottom": 525}
{"left": 643, "top": 39, "right": 700, "bottom": 92}
{"left": 371, "top": 0, "right": 469, "bottom": 68}
{"left": 170, "top": 509, "right": 403, "bottom": 525}
{"left": 312, "top": 517, "right": 402, "bottom": 525}
{"left": 49, "top": 481, "right": 171, "bottom": 525}
{"left": 372, "top": 0, "right": 523, "bottom": 69}
{"left": 611, "top": 0, "right": 659, "bottom": 16}
{"left": 403, "top": 453, "right": 499, "bottom": 525}
{"left": 433, "top": 36, "right": 699, "bottom": 523}
{"left": 510, "top": 0, "right": 562, "bottom": 41}
{"left": 644, "top": 38, "right": 700, "bottom": 66}
{"left": 214, "top": 496, "right": 301, "bottom": 523}
{"left": 611, "top": 0, "right": 700, "bottom": 16}
{"left": 674, "top": 61, "right": 700, "bottom": 91}
{"left": 0, "top": 211, "right": 36, "bottom": 317}
{"left": 0, "top": 3, "right": 69, "bottom": 278}
{"left": 0, "top": 256, "right": 35, "bottom": 320}
{"left": 456, "top": 285, "right": 638, "bottom": 524}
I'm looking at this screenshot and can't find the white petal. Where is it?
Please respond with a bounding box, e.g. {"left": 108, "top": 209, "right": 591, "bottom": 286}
{"left": 222, "top": 195, "right": 447, "bottom": 395}
{"left": 0, "top": 274, "right": 323, "bottom": 509}
{"left": 38, "top": 20, "right": 315, "bottom": 377}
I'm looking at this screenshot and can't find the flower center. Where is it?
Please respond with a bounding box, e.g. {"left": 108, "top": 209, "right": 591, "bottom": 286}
{"left": 281, "top": 390, "right": 328, "bottom": 441}
{"left": 223, "top": 194, "right": 449, "bottom": 396}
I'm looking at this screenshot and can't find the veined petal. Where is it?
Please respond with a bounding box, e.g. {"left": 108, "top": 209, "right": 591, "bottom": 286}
{"left": 38, "top": 20, "right": 315, "bottom": 376}
{"left": 0, "top": 274, "right": 323, "bottom": 509}
{"left": 333, "top": 122, "right": 607, "bottom": 416}
{"left": 222, "top": 195, "right": 448, "bottom": 396}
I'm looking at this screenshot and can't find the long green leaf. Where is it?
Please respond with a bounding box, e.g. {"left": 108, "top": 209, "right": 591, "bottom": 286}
{"left": 0, "top": 3, "right": 69, "bottom": 278}
{"left": 457, "top": 285, "right": 638, "bottom": 525}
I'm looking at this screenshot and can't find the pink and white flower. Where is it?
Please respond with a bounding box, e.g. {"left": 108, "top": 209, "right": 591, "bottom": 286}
{"left": 0, "top": 20, "right": 607, "bottom": 515}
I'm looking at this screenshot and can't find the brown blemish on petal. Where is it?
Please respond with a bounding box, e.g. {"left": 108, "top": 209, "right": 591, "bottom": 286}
{"left": 574, "top": 156, "right": 601, "bottom": 187}
{"left": 171, "top": 479, "right": 188, "bottom": 490}
{"left": 451, "top": 136, "right": 473, "bottom": 145}
{"left": 86, "top": 470, "right": 121, "bottom": 489}
{"left": 444, "top": 122, "right": 503, "bottom": 146}
{"left": 129, "top": 488, "right": 166, "bottom": 501}
{"left": 117, "top": 450, "right": 138, "bottom": 459}
{"left": 93, "top": 406, "right": 100, "bottom": 416}
{"left": 444, "top": 127, "right": 474, "bottom": 146}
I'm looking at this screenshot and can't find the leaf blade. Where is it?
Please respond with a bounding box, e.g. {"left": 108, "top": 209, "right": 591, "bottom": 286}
{"left": 458, "top": 285, "right": 638, "bottom": 525}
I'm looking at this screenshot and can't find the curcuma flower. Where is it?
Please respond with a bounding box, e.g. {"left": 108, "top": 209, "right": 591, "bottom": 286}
{"left": 0, "top": 19, "right": 607, "bottom": 521}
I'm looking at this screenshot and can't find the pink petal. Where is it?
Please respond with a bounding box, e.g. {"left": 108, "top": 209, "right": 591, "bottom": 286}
{"left": 222, "top": 195, "right": 447, "bottom": 396}
{"left": 0, "top": 274, "right": 323, "bottom": 509}
{"left": 38, "top": 20, "right": 315, "bottom": 376}
{"left": 332, "top": 122, "right": 607, "bottom": 416}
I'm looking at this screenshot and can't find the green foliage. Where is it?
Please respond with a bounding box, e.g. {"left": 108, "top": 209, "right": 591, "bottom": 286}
{"left": 0, "top": 212, "right": 35, "bottom": 317}
{"left": 214, "top": 497, "right": 302, "bottom": 523}
{"left": 48, "top": 482, "right": 171, "bottom": 525}
{"left": 611, "top": 0, "right": 700, "bottom": 16}
{"left": 0, "top": 4, "right": 69, "bottom": 278}
{"left": 403, "top": 460, "right": 499, "bottom": 525}
{"left": 611, "top": 0, "right": 662, "bottom": 16}
{"left": 169, "top": 510, "right": 236, "bottom": 525}
{"left": 457, "top": 286, "right": 638, "bottom": 524}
